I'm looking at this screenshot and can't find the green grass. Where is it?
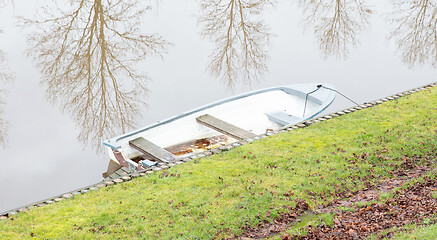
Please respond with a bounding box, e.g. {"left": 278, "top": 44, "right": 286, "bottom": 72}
{"left": 432, "top": 191, "right": 437, "bottom": 200}
{"left": 1, "top": 86, "right": 436, "bottom": 239}
{"left": 337, "top": 206, "right": 355, "bottom": 212}
{"left": 391, "top": 222, "right": 437, "bottom": 239}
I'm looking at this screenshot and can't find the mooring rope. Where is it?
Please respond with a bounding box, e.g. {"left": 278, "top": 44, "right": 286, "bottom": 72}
{"left": 318, "top": 85, "right": 359, "bottom": 106}
{"left": 302, "top": 85, "right": 322, "bottom": 118}
{"left": 303, "top": 84, "right": 359, "bottom": 118}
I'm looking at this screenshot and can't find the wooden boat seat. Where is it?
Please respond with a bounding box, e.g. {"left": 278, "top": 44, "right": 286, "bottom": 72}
{"left": 129, "top": 137, "right": 176, "bottom": 162}
{"left": 265, "top": 111, "right": 300, "bottom": 126}
{"left": 196, "top": 114, "right": 257, "bottom": 140}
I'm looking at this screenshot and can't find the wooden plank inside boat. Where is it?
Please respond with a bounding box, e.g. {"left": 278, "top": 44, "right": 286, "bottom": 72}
{"left": 129, "top": 137, "right": 175, "bottom": 162}
{"left": 196, "top": 114, "right": 257, "bottom": 140}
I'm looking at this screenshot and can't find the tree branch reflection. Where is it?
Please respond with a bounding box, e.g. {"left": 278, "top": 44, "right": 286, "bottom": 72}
{"left": 0, "top": 0, "right": 12, "bottom": 147}
{"left": 0, "top": 38, "right": 10, "bottom": 147}
{"left": 388, "top": 0, "right": 437, "bottom": 67}
{"left": 198, "top": 0, "right": 273, "bottom": 88}
{"left": 297, "top": 0, "right": 373, "bottom": 58}
{"left": 23, "top": 0, "right": 169, "bottom": 148}
{"left": 0, "top": 33, "right": 12, "bottom": 83}
{"left": 0, "top": 0, "right": 13, "bottom": 82}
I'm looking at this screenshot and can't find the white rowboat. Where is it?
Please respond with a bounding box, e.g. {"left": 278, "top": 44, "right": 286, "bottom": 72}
{"left": 102, "top": 83, "right": 336, "bottom": 174}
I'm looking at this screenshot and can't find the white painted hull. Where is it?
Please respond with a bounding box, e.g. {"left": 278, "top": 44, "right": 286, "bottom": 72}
{"left": 103, "top": 83, "right": 336, "bottom": 167}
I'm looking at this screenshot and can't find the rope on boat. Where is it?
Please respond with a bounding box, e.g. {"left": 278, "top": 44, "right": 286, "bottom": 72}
{"left": 303, "top": 85, "right": 359, "bottom": 118}
{"left": 302, "top": 85, "right": 322, "bottom": 118}
{"left": 318, "top": 85, "right": 359, "bottom": 106}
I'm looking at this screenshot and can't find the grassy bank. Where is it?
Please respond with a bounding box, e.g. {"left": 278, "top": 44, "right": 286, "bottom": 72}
{"left": 1, "top": 85, "right": 436, "bottom": 239}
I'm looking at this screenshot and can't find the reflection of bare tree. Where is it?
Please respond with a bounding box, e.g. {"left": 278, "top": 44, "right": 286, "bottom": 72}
{"left": 0, "top": 0, "right": 12, "bottom": 7}
{"left": 0, "top": 0, "right": 12, "bottom": 147}
{"left": 0, "top": 37, "right": 10, "bottom": 147}
{"left": 23, "top": 0, "right": 169, "bottom": 148}
{"left": 0, "top": 0, "right": 13, "bottom": 82}
{"left": 0, "top": 33, "right": 12, "bottom": 83}
{"left": 388, "top": 1, "right": 437, "bottom": 67}
{"left": 198, "top": 0, "right": 273, "bottom": 88}
{"left": 297, "top": 0, "right": 373, "bottom": 58}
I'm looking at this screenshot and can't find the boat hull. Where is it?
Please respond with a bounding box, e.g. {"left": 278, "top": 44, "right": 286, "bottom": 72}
{"left": 102, "top": 83, "right": 336, "bottom": 170}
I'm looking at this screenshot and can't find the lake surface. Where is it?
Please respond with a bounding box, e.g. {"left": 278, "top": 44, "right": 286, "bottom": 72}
{"left": 0, "top": 0, "right": 436, "bottom": 213}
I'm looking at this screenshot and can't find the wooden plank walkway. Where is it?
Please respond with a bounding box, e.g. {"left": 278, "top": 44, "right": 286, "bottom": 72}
{"left": 196, "top": 114, "right": 257, "bottom": 140}
{"left": 129, "top": 137, "right": 175, "bottom": 162}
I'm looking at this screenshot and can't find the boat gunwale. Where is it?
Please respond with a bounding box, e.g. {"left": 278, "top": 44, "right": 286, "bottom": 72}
{"left": 102, "top": 83, "right": 336, "bottom": 149}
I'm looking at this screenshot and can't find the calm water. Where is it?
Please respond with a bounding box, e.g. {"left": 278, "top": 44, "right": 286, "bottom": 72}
{"left": 0, "top": 0, "right": 436, "bottom": 213}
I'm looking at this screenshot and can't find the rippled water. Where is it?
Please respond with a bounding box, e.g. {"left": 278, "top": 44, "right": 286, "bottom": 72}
{"left": 0, "top": 0, "right": 436, "bottom": 212}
